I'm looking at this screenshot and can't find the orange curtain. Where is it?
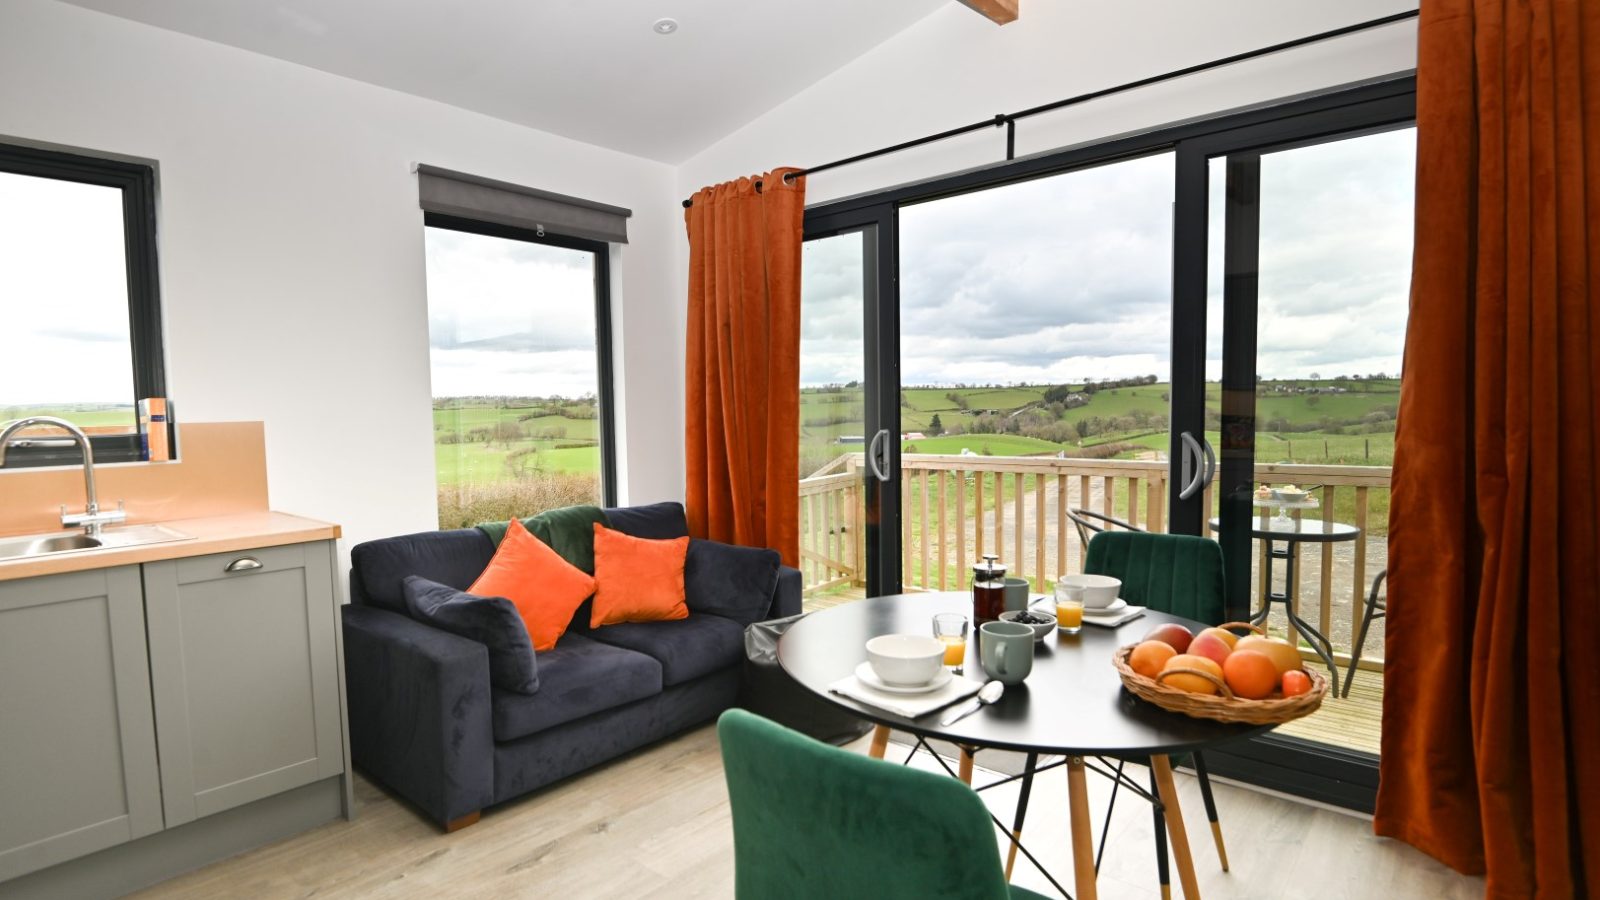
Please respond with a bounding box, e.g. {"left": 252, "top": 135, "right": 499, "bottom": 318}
{"left": 1376, "top": 1, "right": 1599, "bottom": 896}
{"left": 683, "top": 169, "right": 805, "bottom": 566}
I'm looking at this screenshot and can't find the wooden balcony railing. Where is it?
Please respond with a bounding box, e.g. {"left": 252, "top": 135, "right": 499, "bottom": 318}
{"left": 797, "top": 453, "right": 1392, "bottom": 670}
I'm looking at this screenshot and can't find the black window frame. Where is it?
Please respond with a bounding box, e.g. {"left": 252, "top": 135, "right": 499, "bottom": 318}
{"left": 422, "top": 211, "right": 619, "bottom": 508}
{"left": 0, "top": 141, "right": 166, "bottom": 468}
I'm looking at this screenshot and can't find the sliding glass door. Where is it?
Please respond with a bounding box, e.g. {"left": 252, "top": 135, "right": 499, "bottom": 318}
{"left": 795, "top": 77, "right": 1415, "bottom": 808}
{"left": 1170, "top": 95, "right": 1416, "bottom": 805}
{"left": 798, "top": 209, "right": 897, "bottom": 606}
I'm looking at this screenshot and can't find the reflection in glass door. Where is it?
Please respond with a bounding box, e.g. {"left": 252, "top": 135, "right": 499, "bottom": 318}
{"left": 1178, "top": 120, "right": 1415, "bottom": 799}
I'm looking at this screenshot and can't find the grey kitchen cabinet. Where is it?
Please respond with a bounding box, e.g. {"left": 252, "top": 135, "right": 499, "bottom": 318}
{"left": 0, "top": 566, "right": 163, "bottom": 882}
{"left": 142, "top": 542, "right": 343, "bottom": 827}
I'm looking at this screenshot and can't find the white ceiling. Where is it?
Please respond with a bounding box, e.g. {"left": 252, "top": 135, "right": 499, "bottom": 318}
{"left": 60, "top": 0, "right": 949, "bottom": 163}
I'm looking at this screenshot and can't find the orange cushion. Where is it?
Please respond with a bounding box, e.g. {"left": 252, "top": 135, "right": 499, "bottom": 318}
{"left": 468, "top": 518, "right": 594, "bottom": 651}
{"left": 591, "top": 523, "right": 690, "bottom": 628}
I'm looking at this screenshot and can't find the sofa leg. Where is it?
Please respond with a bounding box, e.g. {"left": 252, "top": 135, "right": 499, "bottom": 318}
{"left": 445, "top": 811, "right": 480, "bottom": 833}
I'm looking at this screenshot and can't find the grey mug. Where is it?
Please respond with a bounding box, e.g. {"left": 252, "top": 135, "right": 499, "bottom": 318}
{"left": 979, "top": 621, "right": 1034, "bottom": 685}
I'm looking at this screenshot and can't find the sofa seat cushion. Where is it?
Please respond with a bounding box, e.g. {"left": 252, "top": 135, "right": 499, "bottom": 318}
{"left": 587, "top": 613, "right": 746, "bottom": 687}
{"left": 491, "top": 633, "right": 661, "bottom": 742}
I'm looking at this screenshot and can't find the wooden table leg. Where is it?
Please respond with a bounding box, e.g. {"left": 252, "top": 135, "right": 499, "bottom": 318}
{"left": 1066, "top": 756, "right": 1098, "bottom": 900}
{"left": 1151, "top": 754, "right": 1201, "bottom": 900}
{"left": 958, "top": 746, "right": 975, "bottom": 785}
{"left": 868, "top": 724, "right": 890, "bottom": 759}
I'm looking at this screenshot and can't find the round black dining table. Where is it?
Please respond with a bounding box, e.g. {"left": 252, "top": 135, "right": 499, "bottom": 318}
{"left": 778, "top": 592, "right": 1270, "bottom": 900}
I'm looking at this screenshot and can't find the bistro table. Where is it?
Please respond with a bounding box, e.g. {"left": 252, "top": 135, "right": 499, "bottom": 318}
{"left": 778, "top": 592, "right": 1270, "bottom": 900}
{"left": 1209, "top": 515, "right": 1361, "bottom": 696}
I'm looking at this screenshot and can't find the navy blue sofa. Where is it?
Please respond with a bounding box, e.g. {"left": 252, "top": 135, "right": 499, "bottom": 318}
{"left": 341, "top": 502, "right": 801, "bottom": 829}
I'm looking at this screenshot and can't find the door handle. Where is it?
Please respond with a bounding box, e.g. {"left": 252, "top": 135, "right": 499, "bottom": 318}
{"left": 1178, "top": 432, "right": 1204, "bottom": 499}
{"left": 1201, "top": 436, "right": 1217, "bottom": 488}
{"left": 866, "top": 429, "right": 891, "bottom": 483}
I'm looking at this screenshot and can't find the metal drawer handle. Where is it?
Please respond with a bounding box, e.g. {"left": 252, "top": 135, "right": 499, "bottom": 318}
{"left": 225, "top": 557, "right": 263, "bottom": 573}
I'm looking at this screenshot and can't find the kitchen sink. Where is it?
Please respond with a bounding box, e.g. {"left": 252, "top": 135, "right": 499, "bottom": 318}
{"left": 0, "top": 524, "right": 194, "bottom": 563}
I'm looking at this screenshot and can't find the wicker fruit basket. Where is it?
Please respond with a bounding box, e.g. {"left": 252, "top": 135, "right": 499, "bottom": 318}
{"left": 1112, "top": 624, "right": 1327, "bottom": 725}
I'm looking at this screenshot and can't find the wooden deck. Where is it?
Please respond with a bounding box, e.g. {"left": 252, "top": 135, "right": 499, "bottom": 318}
{"left": 801, "top": 590, "right": 1382, "bottom": 756}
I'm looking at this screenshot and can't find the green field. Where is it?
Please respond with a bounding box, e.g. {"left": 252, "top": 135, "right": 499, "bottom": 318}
{"left": 1, "top": 404, "right": 137, "bottom": 429}
{"left": 433, "top": 398, "right": 601, "bottom": 488}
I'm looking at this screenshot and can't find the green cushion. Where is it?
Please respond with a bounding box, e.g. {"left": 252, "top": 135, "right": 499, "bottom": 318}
{"left": 1083, "top": 531, "right": 1226, "bottom": 625}
{"left": 717, "top": 709, "right": 1014, "bottom": 899}
{"left": 475, "top": 505, "right": 610, "bottom": 573}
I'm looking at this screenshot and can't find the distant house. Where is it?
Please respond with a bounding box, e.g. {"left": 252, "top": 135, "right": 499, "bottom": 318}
{"left": 903, "top": 432, "right": 926, "bottom": 441}
{"left": 836, "top": 435, "right": 866, "bottom": 444}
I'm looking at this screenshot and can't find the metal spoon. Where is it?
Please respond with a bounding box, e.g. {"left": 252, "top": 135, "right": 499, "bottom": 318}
{"left": 941, "top": 680, "right": 1005, "bottom": 726}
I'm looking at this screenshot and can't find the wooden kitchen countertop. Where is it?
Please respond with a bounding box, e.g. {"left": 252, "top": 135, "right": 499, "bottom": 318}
{"left": 0, "top": 512, "right": 341, "bottom": 582}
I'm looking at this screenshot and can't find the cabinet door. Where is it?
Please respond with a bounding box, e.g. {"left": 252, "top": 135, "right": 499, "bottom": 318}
{"left": 0, "top": 566, "right": 163, "bottom": 881}
{"left": 143, "top": 541, "right": 342, "bottom": 826}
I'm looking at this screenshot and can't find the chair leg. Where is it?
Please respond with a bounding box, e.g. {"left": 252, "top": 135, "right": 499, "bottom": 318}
{"left": 1150, "top": 767, "right": 1170, "bottom": 900}
{"left": 1343, "top": 584, "right": 1383, "bottom": 698}
{"left": 1193, "top": 752, "right": 1228, "bottom": 872}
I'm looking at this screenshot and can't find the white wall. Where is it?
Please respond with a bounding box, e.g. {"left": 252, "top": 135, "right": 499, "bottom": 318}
{"left": 0, "top": 0, "right": 686, "bottom": 568}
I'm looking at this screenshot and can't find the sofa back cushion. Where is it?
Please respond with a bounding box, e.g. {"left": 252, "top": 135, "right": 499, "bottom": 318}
{"left": 349, "top": 528, "right": 497, "bottom": 614}
{"left": 403, "top": 576, "right": 540, "bottom": 694}
{"left": 685, "top": 539, "right": 781, "bottom": 625}
{"left": 603, "top": 501, "right": 689, "bottom": 540}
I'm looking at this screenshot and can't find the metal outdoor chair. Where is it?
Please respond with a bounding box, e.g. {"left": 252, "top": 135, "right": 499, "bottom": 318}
{"left": 1342, "top": 569, "right": 1388, "bottom": 698}
{"left": 1067, "top": 507, "right": 1145, "bottom": 555}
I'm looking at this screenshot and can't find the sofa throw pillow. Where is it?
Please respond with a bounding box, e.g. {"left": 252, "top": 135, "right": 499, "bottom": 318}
{"left": 469, "top": 518, "right": 595, "bottom": 651}
{"left": 684, "top": 539, "right": 781, "bottom": 626}
{"left": 591, "top": 523, "right": 690, "bottom": 627}
{"left": 402, "top": 575, "right": 540, "bottom": 694}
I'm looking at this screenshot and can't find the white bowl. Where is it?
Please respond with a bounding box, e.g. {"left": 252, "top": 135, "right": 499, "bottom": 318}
{"left": 1272, "top": 489, "right": 1310, "bottom": 503}
{"left": 1056, "top": 573, "right": 1122, "bottom": 610}
{"left": 999, "top": 610, "right": 1054, "bottom": 641}
{"left": 865, "top": 634, "right": 946, "bottom": 686}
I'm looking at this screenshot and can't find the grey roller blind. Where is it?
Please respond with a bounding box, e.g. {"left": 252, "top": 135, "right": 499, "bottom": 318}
{"left": 415, "top": 164, "right": 630, "bottom": 244}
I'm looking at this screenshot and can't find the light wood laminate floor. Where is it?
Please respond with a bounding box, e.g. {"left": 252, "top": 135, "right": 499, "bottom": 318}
{"left": 133, "top": 725, "right": 1480, "bottom": 899}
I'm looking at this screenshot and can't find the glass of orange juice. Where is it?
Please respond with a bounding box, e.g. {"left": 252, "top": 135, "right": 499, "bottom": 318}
{"left": 932, "top": 614, "right": 969, "bottom": 675}
{"left": 1054, "top": 583, "right": 1085, "bottom": 635}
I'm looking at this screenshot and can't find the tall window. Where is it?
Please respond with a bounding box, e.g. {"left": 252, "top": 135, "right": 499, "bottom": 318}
{"left": 423, "top": 216, "right": 614, "bottom": 528}
{"left": 0, "top": 142, "right": 165, "bottom": 465}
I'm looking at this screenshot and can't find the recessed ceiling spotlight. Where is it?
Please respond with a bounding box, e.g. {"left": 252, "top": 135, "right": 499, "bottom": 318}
{"left": 653, "top": 17, "right": 679, "bottom": 35}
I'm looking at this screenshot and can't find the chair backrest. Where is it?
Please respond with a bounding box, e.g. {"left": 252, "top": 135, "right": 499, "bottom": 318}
{"left": 1083, "top": 531, "right": 1226, "bottom": 625}
{"left": 717, "top": 709, "right": 1012, "bottom": 900}
{"left": 1066, "top": 507, "right": 1145, "bottom": 553}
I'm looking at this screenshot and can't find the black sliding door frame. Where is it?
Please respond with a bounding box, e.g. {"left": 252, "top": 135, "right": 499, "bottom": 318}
{"left": 802, "top": 80, "right": 1416, "bottom": 810}
{"left": 804, "top": 205, "right": 901, "bottom": 598}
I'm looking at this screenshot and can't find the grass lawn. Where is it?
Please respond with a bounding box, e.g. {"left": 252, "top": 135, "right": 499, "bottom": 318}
{"left": 435, "top": 439, "right": 599, "bottom": 486}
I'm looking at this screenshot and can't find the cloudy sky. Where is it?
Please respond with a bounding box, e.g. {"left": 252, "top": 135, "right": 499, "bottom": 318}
{"left": 1, "top": 172, "right": 135, "bottom": 406}
{"left": 423, "top": 226, "right": 600, "bottom": 400}
{"left": 802, "top": 125, "right": 1415, "bottom": 388}
{"left": 5, "top": 127, "right": 1413, "bottom": 411}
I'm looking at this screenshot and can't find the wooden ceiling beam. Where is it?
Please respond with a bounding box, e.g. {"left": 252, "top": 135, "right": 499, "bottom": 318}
{"left": 956, "top": 0, "right": 1019, "bottom": 25}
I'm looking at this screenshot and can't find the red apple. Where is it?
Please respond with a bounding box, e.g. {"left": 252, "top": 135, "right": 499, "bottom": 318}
{"left": 1189, "top": 632, "right": 1232, "bottom": 668}
{"left": 1143, "top": 623, "right": 1193, "bottom": 653}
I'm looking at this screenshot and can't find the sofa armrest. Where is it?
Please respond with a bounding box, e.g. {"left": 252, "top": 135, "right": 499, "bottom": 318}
{"left": 342, "top": 604, "right": 494, "bottom": 826}
{"left": 769, "top": 565, "right": 802, "bottom": 619}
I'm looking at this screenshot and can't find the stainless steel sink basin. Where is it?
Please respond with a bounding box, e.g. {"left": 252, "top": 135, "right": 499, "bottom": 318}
{"left": 0, "top": 524, "right": 194, "bottom": 562}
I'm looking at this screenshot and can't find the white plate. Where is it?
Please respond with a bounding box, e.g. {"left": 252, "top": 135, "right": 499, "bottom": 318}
{"left": 854, "top": 662, "right": 953, "bottom": 695}
{"left": 1082, "top": 598, "right": 1129, "bottom": 616}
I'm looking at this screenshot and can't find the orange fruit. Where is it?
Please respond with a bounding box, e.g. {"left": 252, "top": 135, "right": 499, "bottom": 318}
{"left": 1222, "top": 650, "right": 1278, "bottom": 699}
{"left": 1197, "top": 626, "right": 1240, "bottom": 650}
{"left": 1235, "top": 635, "right": 1301, "bottom": 676}
{"left": 1129, "top": 640, "right": 1177, "bottom": 678}
{"left": 1281, "top": 670, "right": 1313, "bottom": 697}
{"left": 1160, "top": 654, "right": 1223, "bottom": 694}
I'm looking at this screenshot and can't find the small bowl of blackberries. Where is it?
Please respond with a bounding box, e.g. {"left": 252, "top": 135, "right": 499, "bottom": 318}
{"left": 1000, "top": 609, "right": 1055, "bottom": 642}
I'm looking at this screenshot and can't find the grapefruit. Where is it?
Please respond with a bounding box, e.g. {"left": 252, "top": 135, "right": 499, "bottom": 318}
{"left": 1222, "top": 650, "right": 1278, "bottom": 699}
{"left": 1129, "top": 640, "right": 1177, "bottom": 678}
{"left": 1160, "top": 654, "right": 1223, "bottom": 694}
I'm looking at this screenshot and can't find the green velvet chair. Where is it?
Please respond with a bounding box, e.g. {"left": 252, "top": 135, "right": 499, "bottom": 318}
{"left": 1084, "top": 530, "right": 1231, "bottom": 892}
{"left": 717, "top": 709, "right": 1050, "bottom": 900}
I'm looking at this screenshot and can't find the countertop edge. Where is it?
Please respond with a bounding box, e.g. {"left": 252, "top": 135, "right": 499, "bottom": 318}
{"left": 0, "top": 512, "right": 342, "bottom": 582}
